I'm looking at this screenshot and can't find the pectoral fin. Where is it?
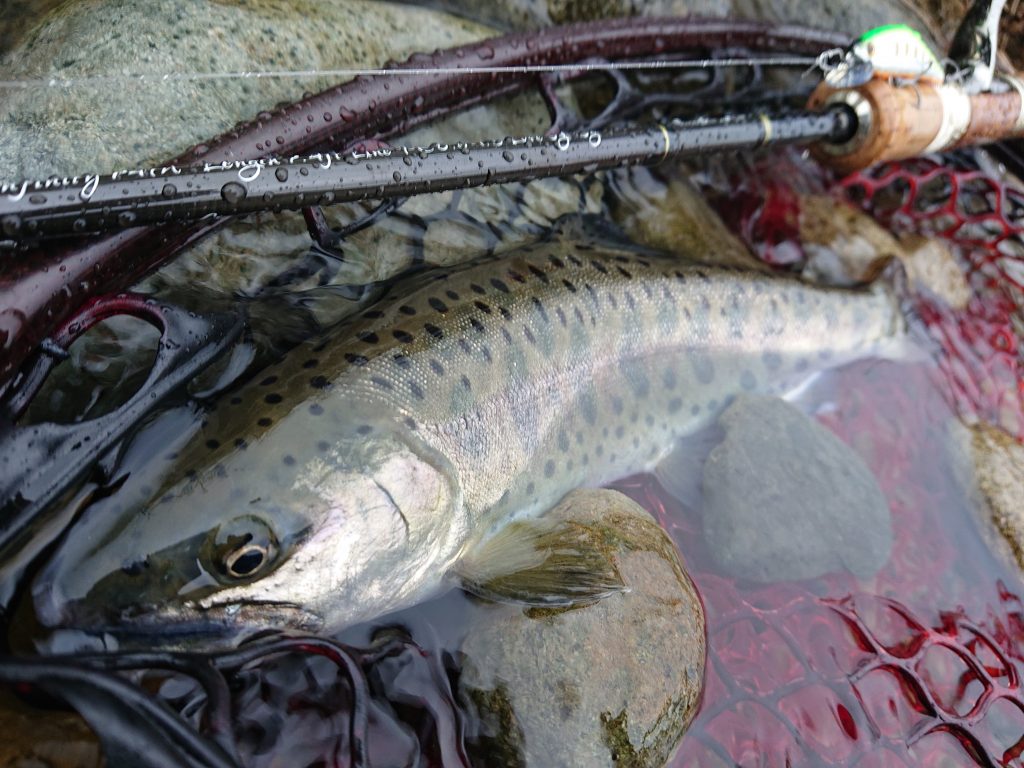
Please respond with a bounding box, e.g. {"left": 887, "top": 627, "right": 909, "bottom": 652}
{"left": 653, "top": 422, "right": 725, "bottom": 509}
{"left": 455, "top": 514, "right": 626, "bottom": 609}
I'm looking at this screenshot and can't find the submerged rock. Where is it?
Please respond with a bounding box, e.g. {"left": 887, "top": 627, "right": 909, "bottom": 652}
{"left": 968, "top": 422, "right": 1024, "bottom": 573}
{"left": 701, "top": 394, "right": 892, "bottom": 583}
{"left": 459, "top": 489, "right": 705, "bottom": 768}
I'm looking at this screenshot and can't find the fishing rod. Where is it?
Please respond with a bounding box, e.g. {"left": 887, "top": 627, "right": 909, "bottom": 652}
{"left": 0, "top": 5, "right": 1021, "bottom": 242}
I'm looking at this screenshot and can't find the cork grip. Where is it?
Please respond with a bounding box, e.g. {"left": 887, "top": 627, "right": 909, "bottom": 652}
{"left": 808, "top": 80, "right": 1024, "bottom": 174}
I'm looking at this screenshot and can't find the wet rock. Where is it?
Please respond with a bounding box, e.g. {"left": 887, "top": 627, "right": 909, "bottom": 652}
{"left": 799, "top": 195, "right": 971, "bottom": 308}
{"left": 895, "top": 233, "right": 971, "bottom": 310}
{"left": 0, "top": 698, "right": 101, "bottom": 768}
{"left": 799, "top": 194, "right": 903, "bottom": 286}
{"left": 0, "top": 0, "right": 493, "bottom": 179}
{"left": 612, "top": 167, "right": 767, "bottom": 272}
{"left": 701, "top": 394, "right": 892, "bottom": 582}
{"left": 459, "top": 489, "right": 705, "bottom": 768}
{"left": 968, "top": 422, "right": 1024, "bottom": 573}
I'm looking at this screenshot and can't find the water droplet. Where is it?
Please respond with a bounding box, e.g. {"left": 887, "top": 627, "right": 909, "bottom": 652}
{"left": 478, "top": 44, "right": 495, "bottom": 60}
{"left": 323, "top": 112, "right": 332, "bottom": 122}
{"left": 299, "top": 166, "right": 309, "bottom": 176}
{"left": 162, "top": 183, "right": 177, "bottom": 198}
{"left": 502, "top": 150, "right": 514, "bottom": 163}
{"left": 28, "top": 194, "right": 46, "bottom": 205}
{"left": 275, "top": 167, "right": 289, "bottom": 183}
{"left": 275, "top": 135, "right": 285, "bottom": 145}
{"left": 221, "top": 182, "right": 247, "bottom": 204}
{"left": 1, "top": 215, "right": 20, "bottom": 236}
{"left": 72, "top": 217, "right": 87, "bottom": 232}
{"left": 117, "top": 211, "right": 136, "bottom": 227}
{"left": 393, "top": 170, "right": 402, "bottom": 182}
{"left": 340, "top": 107, "right": 355, "bottom": 122}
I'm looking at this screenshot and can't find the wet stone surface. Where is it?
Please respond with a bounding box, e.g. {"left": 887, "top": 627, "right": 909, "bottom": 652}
{"left": 701, "top": 394, "right": 893, "bottom": 583}
{"left": 459, "top": 489, "right": 706, "bottom": 768}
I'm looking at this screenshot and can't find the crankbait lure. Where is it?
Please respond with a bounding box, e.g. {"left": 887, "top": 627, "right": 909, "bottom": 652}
{"left": 824, "top": 23, "right": 945, "bottom": 88}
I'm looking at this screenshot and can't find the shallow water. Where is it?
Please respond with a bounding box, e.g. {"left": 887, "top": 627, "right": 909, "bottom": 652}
{"left": 3, "top": 0, "right": 1024, "bottom": 766}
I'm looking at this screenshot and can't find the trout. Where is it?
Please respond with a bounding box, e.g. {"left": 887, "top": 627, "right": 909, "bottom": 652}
{"left": 33, "top": 236, "right": 906, "bottom": 642}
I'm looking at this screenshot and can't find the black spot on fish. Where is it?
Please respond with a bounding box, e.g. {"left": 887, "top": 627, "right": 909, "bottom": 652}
{"left": 345, "top": 353, "right": 369, "bottom": 366}
{"left": 668, "top": 398, "right": 683, "bottom": 413}
{"left": 581, "top": 392, "right": 597, "bottom": 424}
{"left": 591, "top": 260, "right": 608, "bottom": 274}
{"left": 549, "top": 255, "right": 565, "bottom": 269}
{"left": 523, "top": 326, "right": 536, "bottom": 345}
{"left": 258, "top": 417, "right": 273, "bottom": 427}
{"left": 260, "top": 376, "right": 278, "bottom": 386}
{"left": 528, "top": 265, "right": 549, "bottom": 284}
{"left": 230, "top": 396, "right": 243, "bottom": 405}
{"left": 309, "top": 403, "right": 324, "bottom": 415}
{"left": 740, "top": 370, "right": 757, "bottom": 391}
{"left": 393, "top": 329, "right": 415, "bottom": 344}
{"left": 393, "top": 353, "right": 411, "bottom": 369}
{"left": 461, "top": 375, "right": 472, "bottom": 391}
{"left": 446, "top": 289, "right": 460, "bottom": 301}
{"left": 470, "top": 283, "right": 486, "bottom": 295}
{"left": 185, "top": 469, "right": 197, "bottom": 480}
{"left": 370, "top": 376, "right": 393, "bottom": 391}
{"left": 544, "top": 459, "right": 555, "bottom": 478}
{"left": 399, "top": 305, "right": 417, "bottom": 316}
{"left": 573, "top": 307, "right": 585, "bottom": 325}
{"left": 608, "top": 294, "right": 618, "bottom": 310}
{"left": 357, "top": 425, "right": 373, "bottom": 435}
{"left": 264, "top": 393, "right": 283, "bottom": 405}
{"left": 470, "top": 318, "right": 485, "bottom": 333}
{"left": 584, "top": 284, "right": 597, "bottom": 303}
{"left": 316, "top": 441, "right": 330, "bottom": 452}
{"left": 206, "top": 439, "right": 220, "bottom": 450}
{"left": 430, "top": 359, "right": 445, "bottom": 376}
{"left": 429, "top": 297, "right": 448, "bottom": 313}
{"left": 625, "top": 291, "right": 636, "bottom": 310}
{"left": 490, "top": 278, "right": 510, "bottom": 293}
{"left": 500, "top": 327, "right": 513, "bottom": 344}
{"left": 458, "top": 338, "right": 472, "bottom": 354}
{"left": 498, "top": 306, "right": 512, "bottom": 320}
{"left": 616, "top": 266, "right": 632, "bottom": 279}
{"left": 234, "top": 438, "right": 247, "bottom": 449}
{"left": 481, "top": 346, "right": 492, "bottom": 364}
{"left": 310, "top": 375, "right": 330, "bottom": 389}
{"left": 363, "top": 310, "right": 384, "bottom": 319}
{"left": 562, "top": 279, "right": 577, "bottom": 293}
{"left": 302, "top": 358, "right": 319, "bottom": 369}
{"left": 424, "top": 323, "right": 444, "bottom": 340}
{"left": 531, "top": 297, "right": 549, "bottom": 323}
{"left": 693, "top": 353, "right": 715, "bottom": 384}
{"left": 567, "top": 254, "right": 583, "bottom": 267}
{"left": 611, "top": 395, "right": 624, "bottom": 415}
{"left": 357, "top": 331, "right": 380, "bottom": 344}
{"left": 403, "top": 417, "right": 418, "bottom": 431}
{"left": 642, "top": 284, "right": 653, "bottom": 299}
{"left": 283, "top": 455, "right": 296, "bottom": 467}
{"left": 526, "top": 482, "right": 535, "bottom": 494}
{"left": 555, "top": 307, "right": 567, "bottom": 326}
{"left": 615, "top": 425, "right": 625, "bottom": 439}
{"left": 474, "top": 300, "right": 492, "bottom": 314}
{"left": 558, "top": 430, "right": 569, "bottom": 452}
{"left": 762, "top": 351, "right": 783, "bottom": 371}
{"left": 508, "top": 270, "right": 526, "bottom": 284}
{"left": 410, "top": 381, "right": 425, "bottom": 399}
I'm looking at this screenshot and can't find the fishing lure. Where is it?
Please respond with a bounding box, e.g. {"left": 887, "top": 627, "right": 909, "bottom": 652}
{"left": 824, "top": 23, "right": 945, "bottom": 88}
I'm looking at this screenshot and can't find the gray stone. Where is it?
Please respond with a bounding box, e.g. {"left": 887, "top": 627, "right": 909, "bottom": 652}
{"left": 459, "top": 489, "right": 705, "bottom": 768}
{"left": 701, "top": 394, "right": 892, "bottom": 582}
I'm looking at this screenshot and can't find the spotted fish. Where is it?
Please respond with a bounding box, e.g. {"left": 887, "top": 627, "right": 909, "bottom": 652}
{"left": 32, "top": 236, "right": 907, "bottom": 642}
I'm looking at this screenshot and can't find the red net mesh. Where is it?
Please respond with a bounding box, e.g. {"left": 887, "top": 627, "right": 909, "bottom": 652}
{"left": 652, "top": 150, "right": 1024, "bottom": 766}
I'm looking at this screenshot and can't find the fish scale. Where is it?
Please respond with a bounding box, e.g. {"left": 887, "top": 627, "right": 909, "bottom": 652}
{"left": 33, "top": 236, "right": 907, "bottom": 637}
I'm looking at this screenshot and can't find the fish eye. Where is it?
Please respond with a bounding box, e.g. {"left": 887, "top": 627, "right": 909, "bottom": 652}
{"left": 224, "top": 544, "right": 270, "bottom": 578}
{"left": 206, "top": 516, "right": 280, "bottom": 583}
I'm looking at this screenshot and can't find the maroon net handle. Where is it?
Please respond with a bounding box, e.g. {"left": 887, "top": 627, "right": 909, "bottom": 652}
{"left": 0, "top": 17, "right": 848, "bottom": 392}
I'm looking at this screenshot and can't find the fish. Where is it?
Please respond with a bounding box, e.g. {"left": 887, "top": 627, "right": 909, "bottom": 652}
{"left": 31, "top": 233, "right": 908, "bottom": 644}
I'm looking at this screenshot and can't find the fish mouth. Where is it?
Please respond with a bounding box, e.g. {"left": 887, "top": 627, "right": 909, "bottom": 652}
{"left": 34, "top": 594, "right": 323, "bottom": 651}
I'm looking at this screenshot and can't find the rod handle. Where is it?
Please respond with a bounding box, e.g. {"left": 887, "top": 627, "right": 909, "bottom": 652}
{"left": 808, "top": 76, "right": 1024, "bottom": 173}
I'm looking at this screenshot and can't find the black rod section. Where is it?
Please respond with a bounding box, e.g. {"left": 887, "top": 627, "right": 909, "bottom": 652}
{"left": 0, "top": 106, "right": 853, "bottom": 244}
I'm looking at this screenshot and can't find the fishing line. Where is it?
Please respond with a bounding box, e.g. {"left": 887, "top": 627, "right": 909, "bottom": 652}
{"left": 0, "top": 51, "right": 842, "bottom": 89}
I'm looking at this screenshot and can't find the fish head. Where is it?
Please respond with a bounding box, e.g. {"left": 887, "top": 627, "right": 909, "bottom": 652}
{"left": 32, "top": 411, "right": 463, "bottom": 646}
